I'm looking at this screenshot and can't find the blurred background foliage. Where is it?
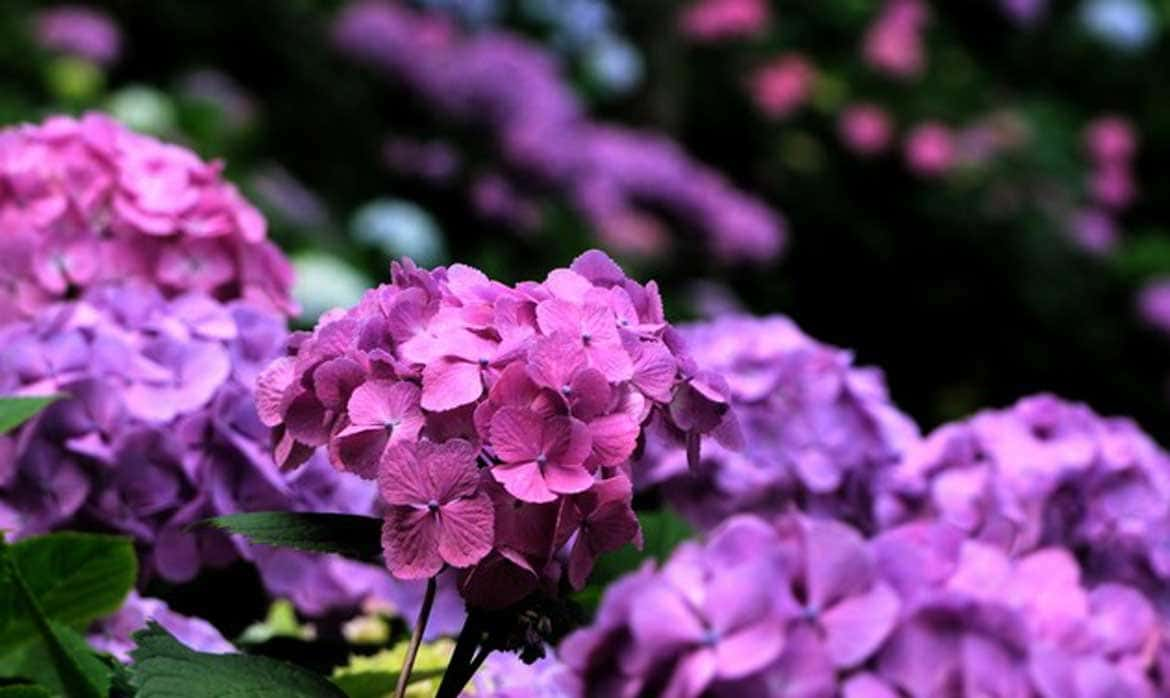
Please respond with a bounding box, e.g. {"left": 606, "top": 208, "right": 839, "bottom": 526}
{"left": 4, "top": 0, "right": 1170, "bottom": 446}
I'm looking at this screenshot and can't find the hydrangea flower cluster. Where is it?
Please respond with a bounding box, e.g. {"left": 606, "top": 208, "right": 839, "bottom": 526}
{"left": 874, "top": 393, "right": 1170, "bottom": 600}
{"left": 88, "top": 592, "right": 234, "bottom": 662}
{"left": 562, "top": 513, "right": 1170, "bottom": 697}
{"left": 0, "top": 280, "right": 398, "bottom": 615}
{"left": 677, "top": 0, "right": 769, "bottom": 43}
{"left": 638, "top": 315, "right": 918, "bottom": 531}
{"left": 0, "top": 113, "right": 293, "bottom": 324}
{"left": 332, "top": 0, "right": 784, "bottom": 262}
{"left": 255, "top": 249, "right": 736, "bottom": 607}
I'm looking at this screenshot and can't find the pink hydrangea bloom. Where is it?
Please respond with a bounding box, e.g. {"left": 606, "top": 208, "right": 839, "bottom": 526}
{"left": 750, "top": 54, "right": 816, "bottom": 120}
{"left": 1137, "top": 277, "right": 1170, "bottom": 336}
{"left": 257, "top": 250, "right": 734, "bottom": 603}
{"left": 863, "top": 0, "right": 929, "bottom": 79}
{"left": 678, "top": 0, "right": 770, "bottom": 43}
{"left": 904, "top": 122, "right": 956, "bottom": 176}
{"left": 1084, "top": 116, "right": 1137, "bottom": 164}
{"left": 0, "top": 114, "right": 294, "bottom": 323}
{"left": 838, "top": 104, "right": 894, "bottom": 156}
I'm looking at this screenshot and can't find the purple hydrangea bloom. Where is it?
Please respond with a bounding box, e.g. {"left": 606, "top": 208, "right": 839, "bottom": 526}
{"left": 562, "top": 513, "right": 1170, "bottom": 697}
{"left": 0, "top": 281, "right": 414, "bottom": 617}
{"left": 875, "top": 394, "right": 1170, "bottom": 600}
{"left": 469, "top": 649, "right": 581, "bottom": 697}
{"left": 639, "top": 314, "right": 919, "bottom": 530}
{"left": 332, "top": 0, "right": 784, "bottom": 262}
{"left": 88, "top": 592, "right": 234, "bottom": 661}
{"left": 33, "top": 5, "right": 122, "bottom": 66}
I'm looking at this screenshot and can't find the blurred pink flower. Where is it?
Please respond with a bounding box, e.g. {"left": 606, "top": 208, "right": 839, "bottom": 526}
{"left": 838, "top": 104, "right": 894, "bottom": 156}
{"left": 750, "top": 54, "right": 816, "bottom": 119}
{"left": 1089, "top": 162, "right": 1137, "bottom": 209}
{"left": 904, "top": 122, "right": 956, "bottom": 176}
{"left": 1137, "top": 278, "right": 1170, "bottom": 335}
{"left": 678, "top": 0, "right": 769, "bottom": 42}
{"left": 1085, "top": 116, "right": 1137, "bottom": 164}
{"left": 863, "top": 0, "right": 928, "bottom": 79}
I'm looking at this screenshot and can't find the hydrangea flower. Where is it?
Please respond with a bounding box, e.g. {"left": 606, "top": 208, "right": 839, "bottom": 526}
{"left": 904, "top": 122, "right": 957, "bottom": 176}
{"left": 838, "top": 104, "right": 894, "bottom": 156}
{"left": 33, "top": 6, "right": 122, "bottom": 66}
{"left": 469, "top": 650, "right": 580, "bottom": 697}
{"left": 677, "top": 0, "right": 769, "bottom": 43}
{"left": 562, "top": 513, "right": 1169, "bottom": 697}
{"left": 875, "top": 393, "right": 1170, "bottom": 599}
{"left": 257, "top": 249, "right": 735, "bottom": 607}
{"left": 0, "top": 281, "right": 400, "bottom": 616}
{"left": 333, "top": 0, "right": 784, "bottom": 262}
{"left": 0, "top": 114, "right": 294, "bottom": 324}
{"left": 88, "top": 592, "right": 234, "bottom": 662}
{"left": 639, "top": 314, "right": 918, "bottom": 531}
{"left": 750, "top": 55, "right": 816, "bottom": 120}
{"left": 863, "top": 0, "right": 929, "bottom": 79}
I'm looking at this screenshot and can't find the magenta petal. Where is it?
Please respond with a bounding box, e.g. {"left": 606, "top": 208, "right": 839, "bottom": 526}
{"left": 254, "top": 356, "right": 294, "bottom": 426}
{"left": 421, "top": 359, "right": 483, "bottom": 412}
{"left": 378, "top": 443, "right": 434, "bottom": 506}
{"left": 545, "top": 416, "right": 592, "bottom": 467}
{"left": 419, "top": 438, "right": 481, "bottom": 501}
{"left": 492, "top": 460, "right": 556, "bottom": 503}
{"left": 587, "top": 413, "right": 639, "bottom": 467}
{"left": 714, "top": 619, "right": 786, "bottom": 680}
{"left": 662, "top": 648, "right": 717, "bottom": 698}
{"left": 346, "top": 380, "right": 421, "bottom": 427}
{"left": 334, "top": 424, "right": 388, "bottom": 479}
{"left": 820, "top": 582, "right": 901, "bottom": 668}
{"left": 490, "top": 406, "right": 543, "bottom": 463}
{"left": 804, "top": 518, "right": 873, "bottom": 610}
{"left": 382, "top": 508, "right": 443, "bottom": 579}
{"left": 437, "top": 494, "right": 494, "bottom": 568}
{"left": 544, "top": 463, "right": 594, "bottom": 495}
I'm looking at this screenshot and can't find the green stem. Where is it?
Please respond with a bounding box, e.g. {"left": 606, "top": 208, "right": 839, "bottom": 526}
{"left": 435, "top": 610, "right": 483, "bottom": 698}
{"left": 394, "top": 575, "right": 437, "bottom": 698}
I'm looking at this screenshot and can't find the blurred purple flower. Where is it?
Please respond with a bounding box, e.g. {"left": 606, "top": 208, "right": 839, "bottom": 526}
{"left": 89, "top": 592, "right": 234, "bottom": 661}
{"left": 334, "top": 0, "right": 785, "bottom": 262}
{"left": 639, "top": 314, "right": 918, "bottom": 530}
{"left": 1138, "top": 277, "right": 1170, "bottom": 336}
{"left": 34, "top": 5, "right": 122, "bottom": 66}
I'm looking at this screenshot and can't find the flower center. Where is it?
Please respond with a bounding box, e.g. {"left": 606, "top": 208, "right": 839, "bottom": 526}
{"left": 384, "top": 418, "right": 399, "bottom": 431}
{"left": 700, "top": 628, "right": 720, "bottom": 647}
{"left": 478, "top": 357, "right": 490, "bottom": 369}
{"left": 536, "top": 453, "right": 548, "bottom": 467}
{"left": 560, "top": 384, "right": 573, "bottom": 396}
{"left": 580, "top": 332, "right": 592, "bottom": 346}
{"left": 426, "top": 499, "right": 440, "bottom": 513}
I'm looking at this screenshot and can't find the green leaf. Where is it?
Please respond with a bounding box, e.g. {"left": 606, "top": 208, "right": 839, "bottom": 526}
{"left": 0, "top": 533, "right": 137, "bottom": 653}
{"left": 0, "top": 538, "right": 110, "bottom": 698}
{"left": 0, "top": 685, "right": 53, "bottom": 697}
{"left": 331, "top": 640, "right": 453, "bottom": 698}
{"left": 201, "top": 512, "right": 383, "bottom": 563}
{"left": 574, "top": 510, "right": 693, "bottom": 612}
{"left": 129, "top": 622, "right": 347, "bottom": 698}
{"left": 0, "top": 396, "right": 61, "bottom": 435}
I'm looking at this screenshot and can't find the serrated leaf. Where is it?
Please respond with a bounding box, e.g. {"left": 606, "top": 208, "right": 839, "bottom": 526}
{"left": 129, "top": 622, "right": 347, "bottom": 698}
{"left": 201, "top": 512, "right": 383, "bottom": 563}
{"left": 0, "top": 533, "right": 137, "bottom": 654}
{"left": 0, "top": 538, "right": 110, "bottom": 698}
{"left": 0, "top": 396, "right": 61, "bottom": 434}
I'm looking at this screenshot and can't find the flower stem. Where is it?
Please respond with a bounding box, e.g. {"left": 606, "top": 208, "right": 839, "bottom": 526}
{"left": 435, "top": 610, "right": 484, "bottom": 698}
{"left": 394, "top": 575, "right": 437, "bottom": 698}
